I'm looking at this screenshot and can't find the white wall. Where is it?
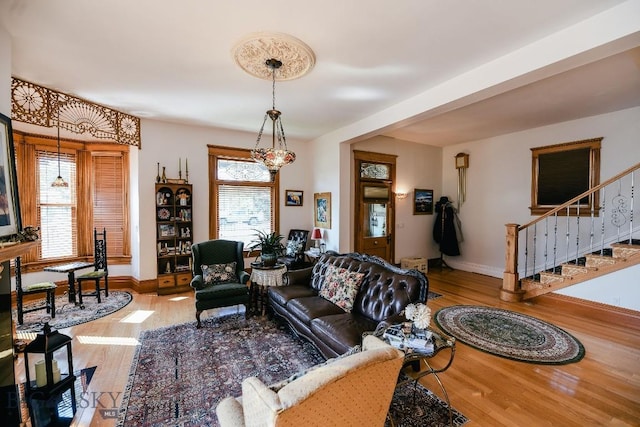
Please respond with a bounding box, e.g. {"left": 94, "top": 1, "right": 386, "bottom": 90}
{"left": 0, "top": 26, "right": 9, "bottom": 114}
{"left": 351, "top": 136, "right": 443, "bottom": 264}
{"left": 440, "top": 106, "right": 640, "bottom": 309}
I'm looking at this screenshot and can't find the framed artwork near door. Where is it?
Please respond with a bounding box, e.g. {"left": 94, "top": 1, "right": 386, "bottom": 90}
{"left": 413, "top": 189, "right": 433, "bottom": 215}
{"left": 314, "top": 192, "right": 331, "bottom": 229}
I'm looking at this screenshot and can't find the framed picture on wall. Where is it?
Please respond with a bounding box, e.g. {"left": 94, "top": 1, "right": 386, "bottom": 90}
{"left": 0, "top": 112, "right": 21, "bottom": 238}
{"left": 314, "top": 192, "right": 331, "bottom": 229}
{"left": 285, "top": 190, "right": 303, "bottom": 206}
{"left": 413, "top": 189, "right": 433, "bottom": 215}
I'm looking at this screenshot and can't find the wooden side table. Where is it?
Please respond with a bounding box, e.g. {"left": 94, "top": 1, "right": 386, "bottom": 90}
{"left": 249, "top": 263, "right": 287, "bottom": 316}
{"left": 304, "top": 250, "right": 321, "bottom": 264}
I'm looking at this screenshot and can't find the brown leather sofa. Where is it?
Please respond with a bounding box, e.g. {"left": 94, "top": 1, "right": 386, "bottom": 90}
{"left": 268, "top": 251, "right": 429, "bottom": 359}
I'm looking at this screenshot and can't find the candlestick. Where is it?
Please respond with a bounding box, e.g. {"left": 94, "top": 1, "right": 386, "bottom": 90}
{"left": 185, "top": 158, "right": 189, "bottom": 183}
{"left": 179, "top": 158, "right": 182, "bottom": 179}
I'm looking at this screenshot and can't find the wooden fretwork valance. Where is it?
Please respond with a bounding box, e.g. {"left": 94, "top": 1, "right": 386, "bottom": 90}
{"left": 11, "top": 77, "right": 141, "bottom": 148}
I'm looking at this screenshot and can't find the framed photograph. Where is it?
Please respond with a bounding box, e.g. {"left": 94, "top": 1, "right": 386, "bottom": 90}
{"left": 314, "top": 192, "right": 331, "bottom": 229}
{"left": 158, "top": 224, "right": 176, "bottom": 237}
{"left": 0, "top": 112, "right": 21, "bottom": 238}
{"left": 285, "top": 189, "right": 303, "bottom": 206}
{"left": 413, "top": 189, "right": 434, "bottom": 215}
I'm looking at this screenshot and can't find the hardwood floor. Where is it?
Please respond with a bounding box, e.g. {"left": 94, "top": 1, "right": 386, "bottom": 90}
{"left": 13, "top": 269, "right": 640, "bottom": 426}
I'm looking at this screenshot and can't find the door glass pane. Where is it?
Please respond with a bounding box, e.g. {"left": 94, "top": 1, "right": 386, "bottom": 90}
{"left": 364, "top": 202, "right": 387, "bottom": 238}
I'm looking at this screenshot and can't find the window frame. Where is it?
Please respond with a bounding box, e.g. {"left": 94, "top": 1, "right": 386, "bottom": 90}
{"left": 208, "top": 145, "right": 280, "bottom": 255}
{"left": 13, "top": 130, "right": 131, "bottom": 271}
{"left": 530, "top": 137, "right": 601, "bottom": 216}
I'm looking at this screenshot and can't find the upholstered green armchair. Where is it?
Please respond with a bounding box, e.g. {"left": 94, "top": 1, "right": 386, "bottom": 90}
{"left": 190, "top": 239, "right": 250, "bottom": 328}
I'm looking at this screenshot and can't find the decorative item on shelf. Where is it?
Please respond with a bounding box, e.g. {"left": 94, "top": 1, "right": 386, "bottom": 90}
{"left": 161, "top": 166, "right": 167, "bottom": 183}
{"left": 248, "top": 229, "right": 285, "bottom": 267}
{"left": 311, "top": 228, "right": 322, "bottom": 248}
{"left": 156, "top": 162, "right": 161, "bottom": 183}
{"left": 179, "top": 158, "right": 182, "bottom": 180}
{"left": 23, "top": 323, "right": 77, "bottom": 425}
{"left": 185, "top": 158, "right": 189, "bottom": 183}
{"left": 177, "top": 189, "right": 190, "bottom": 206}
{"left": 51, "top": 95, "right": 68, "bottom": 188}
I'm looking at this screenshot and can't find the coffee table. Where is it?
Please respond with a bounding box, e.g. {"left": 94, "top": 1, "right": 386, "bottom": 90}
{"left": 376, "top": 323, "right": 456, "bottom": 426}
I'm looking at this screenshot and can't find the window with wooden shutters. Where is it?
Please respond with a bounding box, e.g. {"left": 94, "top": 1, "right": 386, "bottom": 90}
{"left": 14, "top": 131, "right": 131, "bottom": 267}
{"left": 93, "top": 152, "right": 125, "bottom": 256}
{"left": 208, "top": 145, "right": 279, "bottom": 249}
{"left": 37, "top": 149, "right": 77, "bottom": 259}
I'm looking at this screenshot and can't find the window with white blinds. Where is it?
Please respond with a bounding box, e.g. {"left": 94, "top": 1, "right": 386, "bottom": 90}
{"left": 93, "top": 152, "right": 125, "bottom": 256}
{"left": 37, "top": 149, "right": 77, "bottom": 259}
{"left": 210, "top": 151, "right": 278, "bottom": 249}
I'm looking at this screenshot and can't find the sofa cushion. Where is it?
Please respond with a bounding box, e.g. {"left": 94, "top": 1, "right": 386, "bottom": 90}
{"left": 268, "top": 285, "right": 316, "bottom": 308}
{"left": 311, "top": 313, "right": 378, "bottom": 355}
{"left": 202, "top": 262, "right": 238, "bottom": 285}
{"left": 195, "top": 282, "right": 248, "bottom": 301}
{"left": 285, "top": 239, "right": 303, "bottom": 256}
{"left": 286, "top": 296, "right": 344, "bottom": 326}
{"left": 318, "top": 265, "right": 365, "bottom": 312}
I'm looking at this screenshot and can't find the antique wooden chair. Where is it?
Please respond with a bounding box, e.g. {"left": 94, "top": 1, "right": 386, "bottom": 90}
{"left": 76, "top": 228, "right": 109, "bottom": 305}
{"left": 277, "top": 229, "right": 310, "bottom": 270}
{"left": 15, "top": 256, "right": 57, "bottom": 325}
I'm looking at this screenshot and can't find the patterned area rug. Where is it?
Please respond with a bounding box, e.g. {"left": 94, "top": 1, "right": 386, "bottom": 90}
{"left": 117, "top": 314, "right": 467, "bottom": 426}
{"left": 435, "top": 305, "right": 585, "bottom": 364}
{"left": 14, "top": 291, "right": 133, "bottom": 334}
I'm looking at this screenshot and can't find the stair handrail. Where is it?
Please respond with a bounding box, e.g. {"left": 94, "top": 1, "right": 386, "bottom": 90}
{"left": 519, "top": 162, "right": 640, "bottom": 231}
{"left": 502, "top": 161, "right": 640, "bottom": 302}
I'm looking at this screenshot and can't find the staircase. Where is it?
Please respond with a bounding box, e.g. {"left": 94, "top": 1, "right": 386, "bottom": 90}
{"left": 520, "top": 241, "right": 640, "bottom": 299}
{"left": 501, "top": 163, "right": 640, "bottom": 302}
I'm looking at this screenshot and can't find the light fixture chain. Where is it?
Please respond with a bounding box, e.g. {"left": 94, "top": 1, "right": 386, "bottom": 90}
{"left": 272, "top": 67, "right": 276, "bottom": 110}
{"left": 254, "top": 114, "right": 269, "bottom": 148}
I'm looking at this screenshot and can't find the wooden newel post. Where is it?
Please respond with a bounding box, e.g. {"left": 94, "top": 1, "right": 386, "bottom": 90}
{"left": 501, "top": 223, "right": 524, "bottom": 302}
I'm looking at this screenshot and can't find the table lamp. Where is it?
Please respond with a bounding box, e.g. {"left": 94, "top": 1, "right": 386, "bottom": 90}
{"left": 311, "top": 228, "right": 323, "bottom": 249}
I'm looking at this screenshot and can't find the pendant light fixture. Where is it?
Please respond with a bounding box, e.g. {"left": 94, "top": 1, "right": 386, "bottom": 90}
{"left": 251, "top": 58, "right": 296, "bottom": 182}
{"left": 51, "top": 96, "right": 68, "bottom": 188}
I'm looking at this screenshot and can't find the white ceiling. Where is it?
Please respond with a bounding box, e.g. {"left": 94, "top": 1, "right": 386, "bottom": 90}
{"left": 2, "top": 0, "right": 639, "bottom": 147}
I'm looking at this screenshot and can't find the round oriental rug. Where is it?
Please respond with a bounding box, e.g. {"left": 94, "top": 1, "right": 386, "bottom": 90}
{"left": 434, "top": 305, "right": 585, "bottom": 365}
{"left": 14, "top": 290, "right": 133, "bottom": 334}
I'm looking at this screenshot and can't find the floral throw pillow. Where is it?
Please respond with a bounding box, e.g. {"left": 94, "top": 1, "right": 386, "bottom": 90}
{"left": 286, "top": 239, "right": 302, "bottom": 256}
{"left": 201, "top": 262, "right": 238, "bottom": 285}
{"left": 319, "top": 264, "right": 365, "bottom": 312}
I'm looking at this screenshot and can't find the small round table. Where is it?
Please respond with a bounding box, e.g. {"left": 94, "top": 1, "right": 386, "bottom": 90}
{"left": 249, "top": 263, "right": 287, "bottom": 316}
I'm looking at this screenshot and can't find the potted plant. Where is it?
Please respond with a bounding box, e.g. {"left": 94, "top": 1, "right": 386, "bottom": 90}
{"left": 248, "top": 230, "right": 285, "bottom": 266}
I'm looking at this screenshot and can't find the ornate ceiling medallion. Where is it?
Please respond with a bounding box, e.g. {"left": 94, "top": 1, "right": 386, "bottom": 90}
{"left": 232, "top": 32, "right": 315, "bottom": 81}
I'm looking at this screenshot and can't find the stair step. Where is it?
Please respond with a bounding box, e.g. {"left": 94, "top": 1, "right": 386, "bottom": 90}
{"left": 560, "top": 263, "right": 597, "bottom": 277}
{"left": 585, "top": 254, "right": 618, "bottom": 268}
{"left": 521, "top": 278, "right": 546, "bottom": 291}
{"left": 611, "top": 243, "right": 640, "bottom": 259}
{"left": 539, "top": 271, "right": 565, "bottom": 285}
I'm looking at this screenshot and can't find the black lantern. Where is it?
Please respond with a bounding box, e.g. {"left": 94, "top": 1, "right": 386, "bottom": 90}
{"left": 23, "top": 323, "right": 76, "bottom": 426}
